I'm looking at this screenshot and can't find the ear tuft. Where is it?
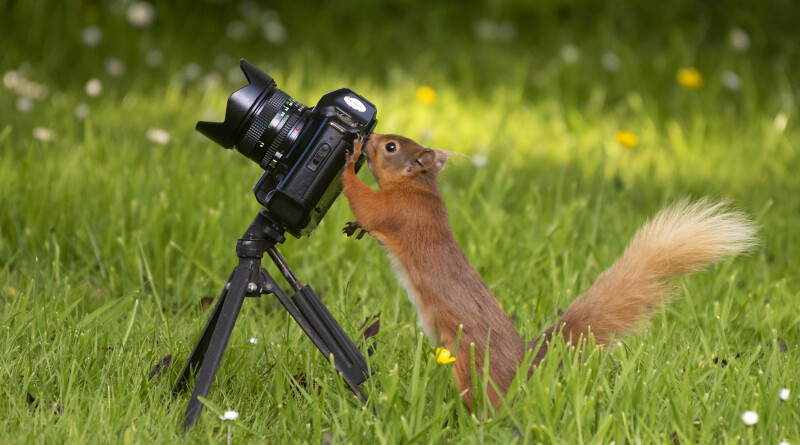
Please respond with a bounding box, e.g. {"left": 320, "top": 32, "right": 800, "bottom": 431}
{"left": 403, "top": 149, "right": 448, "bottom": 176}
{"left": 433, "top": 150, "right": 448, "bottom": 171}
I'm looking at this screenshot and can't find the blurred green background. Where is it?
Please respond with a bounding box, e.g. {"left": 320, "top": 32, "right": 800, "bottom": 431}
{"left": 1, "top": 0, "right": 798, "bottom": 443}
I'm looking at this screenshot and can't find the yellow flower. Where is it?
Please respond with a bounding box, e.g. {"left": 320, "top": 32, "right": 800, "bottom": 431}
{"left": 434, "top": 347, "right": 456, "bottom": 364}
{"left": 7, "top": 286, "right": 18, "bottom": 296}
{"left": 615, "top": 130, "right": 639, "bottom": 148}
{"left": 416, "top": 86, "right": 436, "bottom": 105}
{"left": 677, "top": 68, "right": 703, "bottom": 89}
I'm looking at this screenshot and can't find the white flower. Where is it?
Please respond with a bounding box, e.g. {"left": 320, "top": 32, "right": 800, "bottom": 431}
{"left": 249, "top": 337, "right": 258, "bottom": 344}
{"left": 75, "top": 103, "right": 90, "bottom": 119}
{"left": 473, "top": 19, "right": 495, "bottom": 41}
{"left": 774, "top": 112, "right": 788, "bottom": 132}
{"left": 145, "top": 49, "right": 163, "bottom": 68}
{"left": 227, "top": 21, "right": 248, "bottom": 40}
{"left": 104, "top": 58, "right": 126, "bottom": 77}
{"left": 493, "top": 21, "right": 516, "bottom": 42}
{"left": 204, "top": 72, "right": 223, "bottom": 90}
{"left": 471, "top": 155, "right": 488, "bottom": 168}
{"left": 741, "top": 410, "right": 759, "bottom": 426}
{"left": 419, "top": 128, "right": 434, "bottom": 142}
{"left": 779, "top": 388, "right": 790, "bottom": 401}
{"left": 722, "top": 71, "right": 741, "bottom": 91}
{"left": 183, "top": 63, "right": 203, "bottom": 81}
{"left": 147, "top": 128, "right": 170, "bottom": 145}
{"left": 4, "top": 70, "right": 20, "bottom": 89}
{"left": 262, "top": 20, "right": 287, "bottom": 45}
{"left": 14, "top": 79, "right": 47, "bottom": 99}
{"left": 779, "top": 441, "right": 790, "bottom": 445}
{"left": 560, "top": 44, "right": 580, "bottom": 64}
{"left": 82, "top": 26, "right": 103, "bottom": 46}
{"left": 601, "top": 52, "right": 620, "bottom": 71}
{"left": 127, "top": 1, "right": 156, "bottom": 28}
{"left": 228, "top": 66, "right": 244, "bottom": 84}
{"left": 730, "top": 28, "right": 750, "bottom": 52}
{"left": 219, "top": 410, "right": 239, "bottom": 421}
{"left": 472, "top": 19, "right": 515, "bottom": 43}
{"left": 85, "top": 78, "right": 102, "bottom": 97}
{"left": 16, "top": 97, "right": 33, "bottom": 112}
{"left": 33, "top": 127, "right": 54, "bottom": 141}
{"left": 259, "top": 10, "right": 286, "bottom": 44}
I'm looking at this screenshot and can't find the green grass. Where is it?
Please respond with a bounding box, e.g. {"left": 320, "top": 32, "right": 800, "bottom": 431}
{"left": 2, "top": 1, "right": 799, "bottom": 443}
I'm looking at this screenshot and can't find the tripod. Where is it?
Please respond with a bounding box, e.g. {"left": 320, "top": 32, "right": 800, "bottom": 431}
{"left": 172, "top": 209, "right": 371, "bottom": 429}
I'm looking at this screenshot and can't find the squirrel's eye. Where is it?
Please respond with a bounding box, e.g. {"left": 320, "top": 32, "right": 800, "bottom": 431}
{"left": 385, "top": 142, "right": 397, "bottom": 153}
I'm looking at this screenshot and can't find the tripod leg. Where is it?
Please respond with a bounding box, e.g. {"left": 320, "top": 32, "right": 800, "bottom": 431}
{"left": 265, "top": 247, "right": 372, "bottom": 401}
{"left": 172, "top": 271, "right": 235, "bottom": 395}
{"left": 172, "top": 209, "right": 373, "bottom": 428}
{"left": 180, "top": 266, "right": 251, "bottom": 429}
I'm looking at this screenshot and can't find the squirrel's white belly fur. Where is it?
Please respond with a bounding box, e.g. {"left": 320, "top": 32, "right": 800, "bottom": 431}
{"left": 386, "top": 251, "right": 435, "bottom": 340}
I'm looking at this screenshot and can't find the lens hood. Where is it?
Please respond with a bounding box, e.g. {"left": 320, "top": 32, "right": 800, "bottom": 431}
{"left": 196, "top": 59, "right": 277, "bottom": 148}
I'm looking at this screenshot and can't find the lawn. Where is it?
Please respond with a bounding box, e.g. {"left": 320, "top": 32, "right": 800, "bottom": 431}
{"left": 2, "top": 1, "right": 799, "bottom": 443}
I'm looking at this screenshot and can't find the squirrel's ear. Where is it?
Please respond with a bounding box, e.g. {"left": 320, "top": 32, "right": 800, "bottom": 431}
{"left": 404, "top": 149, "right": 448, "bottom": 176}
{"left": 432, "top": 149, "right": 448, "bottom": 171}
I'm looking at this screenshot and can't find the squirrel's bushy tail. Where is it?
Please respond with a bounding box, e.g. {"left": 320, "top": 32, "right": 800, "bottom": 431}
{"left": 534, "top": 198, "right": 757, "bottom": 359}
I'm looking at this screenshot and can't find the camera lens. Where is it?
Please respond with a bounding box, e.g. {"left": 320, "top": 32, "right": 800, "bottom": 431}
{"left": 196, "top": 59, "right": 308, "bottom": 170}
{"left": 241, "top": 91, "right": 308, "bottom": 170}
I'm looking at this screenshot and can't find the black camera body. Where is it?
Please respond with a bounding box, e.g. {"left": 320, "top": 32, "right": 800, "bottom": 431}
{"left": 197, "top": 59, "right": 378, "bottom": 237}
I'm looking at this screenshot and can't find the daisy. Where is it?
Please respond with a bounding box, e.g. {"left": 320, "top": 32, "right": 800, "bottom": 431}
{"left": 741, "top": 410, "right": 758, "bottom": 426}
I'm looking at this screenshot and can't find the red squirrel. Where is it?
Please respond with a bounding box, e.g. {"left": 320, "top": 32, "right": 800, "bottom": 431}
{"left": 341, "top": 133, "right": 757, "bottom": 408}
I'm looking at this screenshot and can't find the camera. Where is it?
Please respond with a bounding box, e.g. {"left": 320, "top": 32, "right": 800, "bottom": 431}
{"left": 196, "top": 59, "right": 378, "bottom": 237}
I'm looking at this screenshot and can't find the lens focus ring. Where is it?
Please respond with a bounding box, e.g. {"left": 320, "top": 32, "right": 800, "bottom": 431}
{"left": 239, "top": 90, "right": 290, "bottom": 159}
{"left": 261, "top": 112, "right": 300, "bottom": 169}
{"left": 239, "top": 113, "right": 269, "bottom": 159}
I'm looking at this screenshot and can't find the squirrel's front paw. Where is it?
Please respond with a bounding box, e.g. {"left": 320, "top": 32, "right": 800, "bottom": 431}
{"left": 345, "top": 135, "right": 364, "bottom": 166}
{"left": 354, "top": 134, "right": 365, "bottom": 153}
{"left": 343, "top": 221, "right": 369, "bottom": 240}
{"left": 343, "top": 221, "right": 361, "bottom": 237}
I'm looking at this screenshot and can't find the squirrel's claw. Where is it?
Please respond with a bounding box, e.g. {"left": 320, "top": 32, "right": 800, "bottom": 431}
{"left": 343, "top": 221, "right": 369, "bottom": 240}
{"left": 343, "top": 221, "right": 361, "bottom": 237}
{"left": 346, "top": 135, "right": 364, "bottom": 166}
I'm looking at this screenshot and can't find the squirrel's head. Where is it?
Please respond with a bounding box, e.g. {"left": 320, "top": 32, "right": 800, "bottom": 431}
{"left": 362, "top": 133, "right": 448, "bottom": 189}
